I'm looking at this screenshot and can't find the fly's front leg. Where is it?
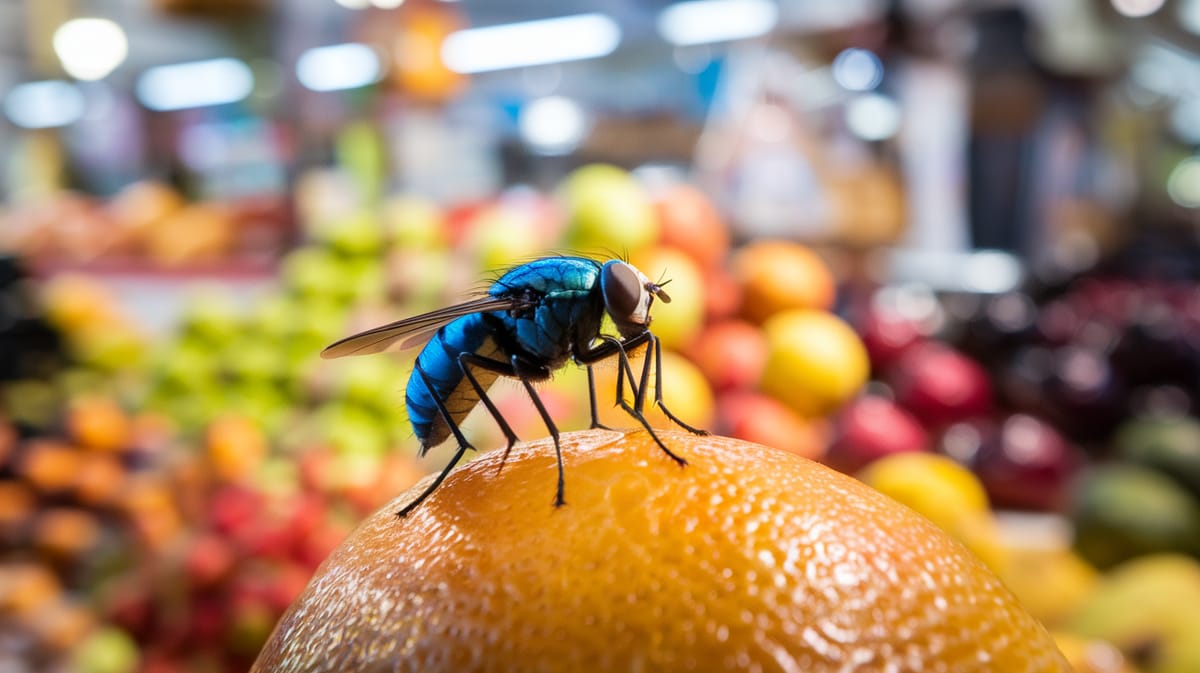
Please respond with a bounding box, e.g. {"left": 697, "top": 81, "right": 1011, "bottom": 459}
{"left": 649, "top": 335, "right": 710, "bottom": 436}
{"left": 585, "top": 364, "right": 615, "bottom": 431}
{"left": 577, "top": 334, "right": 687, "bottom": 468}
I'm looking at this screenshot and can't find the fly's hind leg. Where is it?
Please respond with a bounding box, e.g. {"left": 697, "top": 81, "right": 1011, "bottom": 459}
{"left": 515, "top": 372, "right": 566, "bottom": 507}
{"left": 397, "top": 365, "right": 476, "bottom": 518}
{"left": 457, "top": 353, "right": 566, "bottom": 507}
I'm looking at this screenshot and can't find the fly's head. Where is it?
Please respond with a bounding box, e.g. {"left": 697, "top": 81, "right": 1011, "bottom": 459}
{"left": 599, "top": 260, "right": 671, "bottom": 339}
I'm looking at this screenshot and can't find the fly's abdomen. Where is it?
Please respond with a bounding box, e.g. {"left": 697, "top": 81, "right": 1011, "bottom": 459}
{"left": 406, "top": 314, "right": 505, "bottom": 450}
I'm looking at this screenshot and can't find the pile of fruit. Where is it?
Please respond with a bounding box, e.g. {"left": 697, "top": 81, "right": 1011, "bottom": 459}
{"left": 1, "top": 164, "right": 873, "bottom": 673}
{"left": 2, "top": 160, "right": 1198, "bottom": 673}
{"left": 0, "top": 182, "right": 286, "bottom": 270}
{"left": 827, "top": 274, "right": 1200, "bottom": 673}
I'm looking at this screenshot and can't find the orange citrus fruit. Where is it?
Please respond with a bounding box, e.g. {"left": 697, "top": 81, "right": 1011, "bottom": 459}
{"left": 733, "top": 240, "right": 836, "bottom": 324}
{"left": 253, "top": 430, "right": 1068, "bottom": 673}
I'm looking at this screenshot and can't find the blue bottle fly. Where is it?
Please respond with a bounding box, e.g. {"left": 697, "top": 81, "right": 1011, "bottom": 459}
{"left": 321, "top": 256, "right": 707, "bottom": 517}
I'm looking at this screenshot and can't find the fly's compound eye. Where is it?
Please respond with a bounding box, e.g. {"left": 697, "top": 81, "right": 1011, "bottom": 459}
{"left": 601, "top": 261, "right": 648, "bottom": 325}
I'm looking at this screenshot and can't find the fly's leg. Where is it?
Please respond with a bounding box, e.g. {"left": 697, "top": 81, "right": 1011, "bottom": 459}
{"left": 457, "top": 353, "right": 520, "bottom": 474}
{"left": 398, "top": 365, "right": 475, "bottom": 518}
{"left": 649, "top": 335, "right": 710, "bottom": 436}
{"left": 585, "top": 364, "right": 615, "bottom": 431}
{"left": 589, "top": 335, "right": 687, "bottom": 468}
{"left": 454, "top": 353, "right": 567, "bottom": 507}
{"left": 517, "top": 373, "right": 566, "bottom": 507}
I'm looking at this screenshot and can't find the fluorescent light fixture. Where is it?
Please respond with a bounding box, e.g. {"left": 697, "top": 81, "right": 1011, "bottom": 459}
{"left": 520, "top": 96, "right": 589, "bottom": 155}
{"left": 887, "top": 249, "right": 1023, "bottom": 294}
{"left": 136, "top": 58, "right": 254, "bottom": 111}
{"left": 3, "top": 80, "right": 85, "bottom": 129}
{"left": 53, "top": 18, "right": 128, "bottom": 81}
{"left": 441, "top": 13, "right": 621, "bottom": 74}
{"left": 1111, "top": 0, "right": 1164, "bottom": 18}
{"left": 657, "top": 0, "right": 778, "bottom": 46}
{"left": 963, "top": 250, "right": 1023, "bottom": 294}
{"left": 334, "top": 0, "right": 370, "bottom": 9}
{"left": 371, "top": 0, "right": 405, "bottom": 7}
{"left": 297, "top": 43, "right": 382, "bottom": 92}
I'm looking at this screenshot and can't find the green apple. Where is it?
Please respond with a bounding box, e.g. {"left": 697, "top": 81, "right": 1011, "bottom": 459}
{"left": 333, "top": 356, "right": 409, "bottom": 407}
{"left": 224, "top": 337, "right": 289, "bottom": 384}
{"left": 383, "top": 194, "right": 449, "bottom": 250}
{"left": 313, "top": 210, "right": 385, "bottom": 257}
{"left": 467, "top": 205, "right": 546, "bottom": 273}
{"left": 385, "top": 248, "right": 454, "bottom": 310}
{"left": 335, "top": 256, "right": 387, "bottom": 305}
{"left": 559, "top": 164, "right": 658, "bottom": 255}
{"left": 282, "top": 246, "right": 348, "bottom": 300}
{"left": 71, "top": 626, "right": 140, "bottom": 673}
{"left": 180, "top": 288, "right": 244, "bottom": 346}
{"left": 1067, "top": 554, "right": 1200, "bottom": 673}
{"left": 314, "top": 402, "right": 390, "bottom": 457}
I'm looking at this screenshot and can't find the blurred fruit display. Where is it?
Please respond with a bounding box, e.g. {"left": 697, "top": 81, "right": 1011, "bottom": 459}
{"left": 1, "top": 164, "right": 874, "bottom": 672}
{"left": 2, "top": 158, "right": 1199, "bottom": 672}
{"left": 0, "top": 181, "right": 288, "bottom": 272}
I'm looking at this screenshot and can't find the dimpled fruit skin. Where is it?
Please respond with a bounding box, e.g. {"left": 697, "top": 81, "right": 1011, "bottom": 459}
{"left": 252, "top": 430, "right": 1069, "bottom": 673}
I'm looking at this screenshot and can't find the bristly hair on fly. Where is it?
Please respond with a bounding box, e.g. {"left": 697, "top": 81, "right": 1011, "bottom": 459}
{"left": 479, "top": 249, "right": 633, "bottom": 295}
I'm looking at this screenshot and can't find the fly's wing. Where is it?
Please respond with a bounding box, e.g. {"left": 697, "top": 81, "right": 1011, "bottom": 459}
{"left": 320, "top": 296, "right": 518, "bottom": 359}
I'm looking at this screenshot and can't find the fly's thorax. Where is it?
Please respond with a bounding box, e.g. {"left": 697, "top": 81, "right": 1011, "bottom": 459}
{"left": 599, "top": 261, "right": 671, "bottom": 339}
{"left": 504, "top": 289, "right": 595, "bottom": 366}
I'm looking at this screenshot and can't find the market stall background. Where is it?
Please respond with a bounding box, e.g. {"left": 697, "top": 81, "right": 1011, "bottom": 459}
{"left": 2, "top": 1, "right": 1200, "bottom": 672}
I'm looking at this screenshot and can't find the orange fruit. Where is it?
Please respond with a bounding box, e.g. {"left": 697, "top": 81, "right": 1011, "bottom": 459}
{"left": 733, "top": 240, "right": 836, "bottom": 324}
{"left": 67, "top": 395, "right": 132, "bottom": 453}
{"left": 653, "top": 183, "right": 731, "bottom": 268}
{"left": 206, "top": 414, "right": 269, "bottom": 484}
{"left": 253, "top": 430, "right": 1068, "bottom": 673}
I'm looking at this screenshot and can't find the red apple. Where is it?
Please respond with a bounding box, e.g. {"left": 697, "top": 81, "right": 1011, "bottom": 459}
{"left": 264, "top": 561, "right": 313, "bottom": 613}
{"left": 208, "top": 485, "right": 265, "bottom": 536}
{"left": 971, "top": 414, "right": 1081, "bottom": 512}
{"left": 891, "top": 343, "right": 993, "bottom": 428}
{"left": 231, "top": 515, "right": 295, "bottom": 561}
{"left": 826, "top": 394, "right": 929, "bottom": 474}
{"left": 716, "top": 391, "right": 829, "bottom": 461}
{"left": 685, "top": 320, "right": 767, "bottom": 392}
{"left": 298, "top": 522, "right": 352, "bottom": 570}
{"left": 703, "top": 266, "right": 742, "bottom": 322}
{"left": 857, "top": 305, "right": 924, "bottom": 372}
{"left": 183, "top": 534, "right": 237, "bottom": 589}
